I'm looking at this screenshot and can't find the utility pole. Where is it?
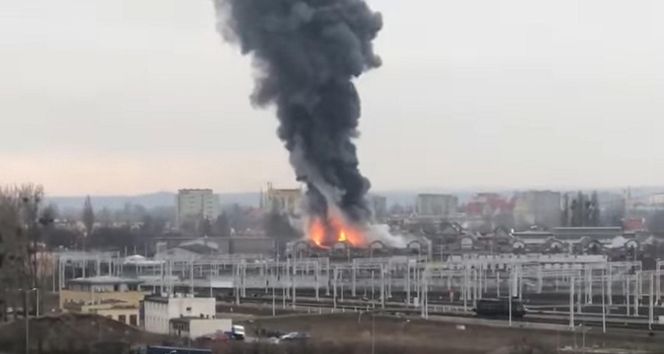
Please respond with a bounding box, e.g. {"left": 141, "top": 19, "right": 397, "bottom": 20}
{"left": 24, "top": 290, "right": 29, "bottom": 354}
{"left": 508, "top": 267, "right": 512, "bottom": 328}
{"left": 35, "top": 289, "right": 39, "bottom": 318}
{"left": 333, "top": 268, "right": 338, "bottom": 309}
{"left": 635, "top": 271, "right": 640, "bottom": 316}
{"left": 649, "top": 272, "right": 654, "bottom": 330}
{"left": 380, "top": 264, "right": 385, "bottom": 309}
{"left": 272, "top": 267, "right": 276, "bottom": 317}
{"left": 626, "top": 274, "right": 630, "bottom": 317}
{"left": 463, "top": 266, "right": 468, "bottom": 312}
{"left": 189, "top": 260, "right": 194, "bottom": 296}
{"left": 235, "top": 265, "right": 240, "bottom": 305}
{"left": 292, "top": 261, "right": 296, "bottom": 308}
{"left": 371, "top": 270, "right": 375, "bottom": 300}
{"left": 570, "top": 275, "right": 575, "bottom": 330}
{"left": 315, "top": 262, "right": 320, "bottom": 301}
{"left": 371, "top": 311, "right": 376, "bottom": 354}
{"left": 21, "top": 288, "right": 37, "bottom": 354}
{"left": 601, "top": 269, "right": 606, "bottom": 333}
{"left": 582, "top": 326, "right": 590, "bottom": 353}
{"left": 406, "top": 262, "right": 411, "bottom": 306}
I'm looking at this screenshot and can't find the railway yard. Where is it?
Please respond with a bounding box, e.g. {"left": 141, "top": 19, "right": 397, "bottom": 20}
{"left": 47, "top": 251, "right": 664, "bottom": 353}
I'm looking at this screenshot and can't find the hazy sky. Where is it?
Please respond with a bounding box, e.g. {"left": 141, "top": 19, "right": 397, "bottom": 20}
{"left": 2, "top": 0, "right": 663, "bottom": 195}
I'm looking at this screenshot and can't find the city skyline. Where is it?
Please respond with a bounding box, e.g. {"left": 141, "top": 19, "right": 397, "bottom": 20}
{"left": 3, "top": 0, "right": 664, "bottom": 195}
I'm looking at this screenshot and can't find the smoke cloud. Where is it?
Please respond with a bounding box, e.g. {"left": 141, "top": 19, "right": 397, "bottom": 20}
{"left": 214, "top": 0, "right": 382, "bottom": 225}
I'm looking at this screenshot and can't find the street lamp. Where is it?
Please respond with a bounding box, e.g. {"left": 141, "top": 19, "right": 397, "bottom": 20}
{"left": 19, "top": 287, "right": 39, "bottom": 354}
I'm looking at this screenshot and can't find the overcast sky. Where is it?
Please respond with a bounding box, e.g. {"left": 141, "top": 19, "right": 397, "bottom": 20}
{"left": 2, "top": 0, "right": 663, "bottom": 195}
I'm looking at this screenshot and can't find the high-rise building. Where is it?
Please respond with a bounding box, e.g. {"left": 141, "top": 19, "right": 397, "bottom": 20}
{"left": 415, "top": 194, "right": 458, "bottom": 217}
{"left": 648, "top": 193, "right": 664, "bottom": 207}
{"left": 175, "top": 189, "right": 220, "bottom": 230}
{"left": 513, "top": 190, "right": 562, "bottom": 229}
{"left": 261, "top": 183, "right": 302, "bottom": 216}
{"left": 370, "top": 195, "right": 388, "bottom": 220}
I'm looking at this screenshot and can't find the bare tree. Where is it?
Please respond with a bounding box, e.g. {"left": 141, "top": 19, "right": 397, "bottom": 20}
{"left": 0, "top": 184, "right": 44, "bottom": 320}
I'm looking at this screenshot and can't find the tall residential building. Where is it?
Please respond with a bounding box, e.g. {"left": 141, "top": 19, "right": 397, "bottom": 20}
{"left": 648, "top": 193, "right": 664, "bottom": 207}
{"left": 370, "top": 195, "right": 388, "bottom": 220}
{"left": 513, "top": 190, "right": 562, "bottom": 229}
{"left": 261, "top": 183, "right": 302, "bottom": 216}
{"left": 415, "top": 194, "right": 458, "bottom": 217}
{"left": 175, "top": 189, "right": 220, "bottom": 230}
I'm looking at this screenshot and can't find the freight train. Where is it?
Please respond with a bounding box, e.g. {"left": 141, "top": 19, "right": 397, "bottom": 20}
{"left": 475, "top": 298, "right": 526, "bottom": 318}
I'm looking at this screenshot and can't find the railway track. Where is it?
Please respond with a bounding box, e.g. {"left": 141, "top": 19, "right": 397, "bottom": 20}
{"left": 222, "top": 295, "right": 664, "bottom": 332}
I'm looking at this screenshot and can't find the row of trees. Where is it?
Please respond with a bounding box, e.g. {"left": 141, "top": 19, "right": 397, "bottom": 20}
{"left": 0, "top": 184, "right": 54, "bottom": 321}
{"left": 58, "top": 197, "right": 301, "bottom": 252}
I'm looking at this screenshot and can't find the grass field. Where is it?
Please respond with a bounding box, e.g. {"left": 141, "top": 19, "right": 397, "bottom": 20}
{"left": 230, "top": 312, "right": 664, "bottom": 354}
{"left": 1, "top": 306, "right": 661, "bottom": 354}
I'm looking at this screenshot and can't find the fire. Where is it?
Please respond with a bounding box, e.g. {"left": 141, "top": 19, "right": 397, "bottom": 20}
{"left": 338, "top": 230, "right": 348, "bottom": 242}
{"left": 307, "top": 215, "right": 366, "bottom": 248}
{"left": 309, "top": 218, "right": 327, "bottom": 249}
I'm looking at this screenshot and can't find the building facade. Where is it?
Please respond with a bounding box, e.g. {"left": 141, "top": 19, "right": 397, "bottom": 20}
{"left": 170, "top": 318, "right": 232, "bottom": 339}
{"left": 175, "top": 189, "right": 220, "bottom": 230}
{"left": 59, "top": 276, "right": 145, "bottom": 325}
{"left": 415, "top": 194, "right": 458, "bottom": 217}
{"left": 370, "top": 195, "right": 388, "bottom": 220}
{"left": 648, "top": 193, "right": 664, "bottom": 207}
{"left": 144, "top": 295, "right": 216, "bottom": 334}
{"left": 513, "top": 191, "right": 562, "bottom": 229}
{"left": 261, "top": 183, "right": 302, "bottom": 216}
{"left": 155, "top": 236, "right": 277, "bottom": 259}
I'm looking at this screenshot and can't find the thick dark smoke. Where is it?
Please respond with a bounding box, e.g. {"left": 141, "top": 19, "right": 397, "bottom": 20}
{"left": 215, "top": 0, "right": 382, "bottom": 224}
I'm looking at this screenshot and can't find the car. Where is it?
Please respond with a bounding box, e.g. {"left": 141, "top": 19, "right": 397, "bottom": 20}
{"left": 274, "top": 332, "right": 310, "bottom": 344}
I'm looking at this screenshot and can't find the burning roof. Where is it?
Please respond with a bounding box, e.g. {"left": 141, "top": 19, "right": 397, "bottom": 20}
{"left": 308, "top": 215, "right": 367, "bottom": 249}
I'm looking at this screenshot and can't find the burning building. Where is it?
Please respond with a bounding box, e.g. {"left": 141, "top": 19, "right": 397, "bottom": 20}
{"left": 215, "top": 0, "right": 384, "bottom": 246}
{"left": 307, "top": 214, "right": 367, "bottom": 249}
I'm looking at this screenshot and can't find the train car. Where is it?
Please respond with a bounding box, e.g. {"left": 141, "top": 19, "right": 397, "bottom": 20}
{"left": 475, "top": 298, "right": 526, "bottom": 318}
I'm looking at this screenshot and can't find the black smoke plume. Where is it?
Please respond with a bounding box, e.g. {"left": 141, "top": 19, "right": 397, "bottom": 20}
{"left": 215, "top": 0, "right": 382, "bottom": 225}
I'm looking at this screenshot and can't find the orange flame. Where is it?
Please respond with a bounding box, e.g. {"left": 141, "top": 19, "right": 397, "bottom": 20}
{"left": 338, "top": 230, "right": 348, "bottom": 242}
{"left": 307, "top": 215, "right": 366, "bottom": 248}
{"left": 309, "top": 218, "right": 328, "bottom": 249}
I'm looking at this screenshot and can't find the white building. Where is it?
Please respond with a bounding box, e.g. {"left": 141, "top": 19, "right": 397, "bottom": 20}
{"left": 170, "top": 317, "right": 232, "bottom": 339}
{"left": 175, "top": 189, "right": 220, "bottom": 230}
{"left": 144, "top": 295, "right": 216, "bottom": 334}
{"left": 648, "top": 193, "right": 664, "bottom": 207}
{"left": 415, "top": 194, "right": 458, "bottom": 217}
{"left": 261, "top": 183, "right": 302, "bottom": 216}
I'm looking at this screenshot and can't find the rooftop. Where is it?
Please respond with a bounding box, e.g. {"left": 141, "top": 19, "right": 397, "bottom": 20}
{"left": 123, "top": 254, "right": 165, "bottom": 266}
{"left": 170, "top": 316, "right": 220, "bottom": 324}
{"left": 68, "top": 276, "right": 143, "bottom": 286}
{"left": 553, "top": 227, "right": 622, "bottom": 231}
{"left": 144, "top": 294, "right": 213, "bottom": 303}
{"left": 144, "top": 295, "right": 170, "bottom": 303}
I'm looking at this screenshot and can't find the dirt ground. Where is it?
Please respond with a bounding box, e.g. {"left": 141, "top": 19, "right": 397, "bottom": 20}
{"left": 236, "top": 313, "right": 664, "bottom": 354}
{"left": 0, "top": 313, "right": 168, "bottom": 354}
